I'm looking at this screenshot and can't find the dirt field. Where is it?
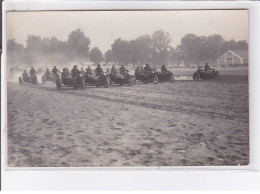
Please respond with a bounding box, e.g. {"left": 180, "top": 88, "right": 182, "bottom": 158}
{"left": 7, "top": 70, "right": 249, "bottom": 167}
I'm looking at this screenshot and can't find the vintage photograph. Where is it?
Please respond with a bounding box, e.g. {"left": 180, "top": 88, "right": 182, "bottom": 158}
{"left": 6, "top": 10, "right": 249, "bottom": 167}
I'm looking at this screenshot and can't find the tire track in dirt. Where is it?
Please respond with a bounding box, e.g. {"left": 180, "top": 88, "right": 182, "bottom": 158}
{"left": 13, "top": 83, "right": 248, "bottom": 122}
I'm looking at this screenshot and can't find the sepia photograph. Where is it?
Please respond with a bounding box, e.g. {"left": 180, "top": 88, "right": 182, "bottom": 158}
{"left": 5, "top": 10, "right": 249, "bottom": 167}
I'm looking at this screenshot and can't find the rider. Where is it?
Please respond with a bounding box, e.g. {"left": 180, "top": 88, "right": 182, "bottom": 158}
{"left": 22, "top": 70, "right": 29, "bottom": 80}
{"left": 29, "top": 67, "right": 37, "bottom": 77}
{"left": 86, "top": 66, "right": 93, "bottom": 75}
{"left": 144, "top": 64, "right": 152, "bottom": 74}
{"left": 135, "top": 66, "right": 140, "bottom": 75}
{"left": 197, "top": 66, "right": 203, "bottom": 72}
{"left": 140, "top": 66, "right": 144, "bottom": 73}
{"left": 105, "top": 68, "right": 110, "bottom": 75}
{"left": 51, "top": 66, "right": 60, "bottom": 78}
{"left": 111, "top": 65, "right": 117, "bottom": 75}
{"left": 45, "top": 69, "right": 52, "bottom": 78}
{"left": 204, "top": 62, "right": 212, "bottom": 72}
{"left": 80, "top": 68, "right": 85, "bottom": 75}
{"left": 95, "top": 64, "right": 104, "bottom": 77}
{"left": 119, "top": 65, "right": 129, "bottom": 76}
{"left": 66, "top": 68, "right": 71, "bottom": 76}
{"left": 161, "top": 65, "right": 170, "bottom": 74}
{"left": 61, "top": 68, "right": 69, "bottom": 77}
{"left": 71, "top": 65, "right": 80, "bottom": 78}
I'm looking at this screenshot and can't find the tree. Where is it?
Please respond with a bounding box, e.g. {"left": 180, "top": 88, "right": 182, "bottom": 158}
{"left": 236, "top": 40, "right": 248, "bottom": 50}
{"left": 67, "top": 28, "right": 91, "bottom": 62}
{"left": 152, "top": 30, "right": 172, "bottom": 65}
{"left": 111, "top": 38, "right": 130, "bottom": 64}
{"left": 23, "top": 35, "right": 44, "bottom": 65}
{"left": 7, "top": 39, "right": 24, "bottom": 66}
{"left": 129, "top": 35, "right": 153, "bottom": 65}
{"left": 168, "top": 46, "right": 177, "bottom": 65}
{"left": 105, "top": 50, "right": 114, "bottom": 64}
{"left": 89, "top": 47, "right": 103, "bottom": 64}
{"left": 206, "top": 34, "right": 225, "bottom": 62}
{"left": 179, "top": 34, "right": 201, "bottom": 66}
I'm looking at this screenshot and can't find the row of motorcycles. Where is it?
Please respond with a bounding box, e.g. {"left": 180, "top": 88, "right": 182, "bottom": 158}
{"left": 18, "top": 65, "right": 220, "bottom": 90}
{"left": 54, "top": 67, "right": 175, "bottom": 90}
{"left": 19, "top": 66, "right": 175, "bottom": 90}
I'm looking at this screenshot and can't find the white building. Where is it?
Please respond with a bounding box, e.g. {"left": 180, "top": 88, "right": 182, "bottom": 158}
{"left": 217, "top": 50, "right": 248, "bottom": 67}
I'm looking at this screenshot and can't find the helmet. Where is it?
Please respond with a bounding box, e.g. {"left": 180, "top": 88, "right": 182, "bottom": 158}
{"left": 97, "top": 64, "right": 101, "bottom": 67}
{"left": 73, "top": 65, "right": 77, "bottom": 68}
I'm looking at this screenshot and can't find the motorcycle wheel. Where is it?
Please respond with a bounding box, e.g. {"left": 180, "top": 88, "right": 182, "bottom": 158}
{"left": 193, "top": 72, "right": 200, "bottom": 81}
{"left": 169, "top": 76, "right": 175, "bottom": 83}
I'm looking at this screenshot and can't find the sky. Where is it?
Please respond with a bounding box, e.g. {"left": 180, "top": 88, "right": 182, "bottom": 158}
{"left": 6, "top": 10, "right": 248, "bottom": 53}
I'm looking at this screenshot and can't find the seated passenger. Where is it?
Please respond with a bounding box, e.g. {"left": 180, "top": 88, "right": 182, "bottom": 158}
{"left": 71, "top": 65, "right": 80, "bottom": 78}
{"left": 51, "top": 66, "right": 60, "bottom": 78}
{"left": 105, "top": 68, "right": 110, "bottom": 75}
{"left": 111, "top": 65, "right": 117, "bottom": 75}
{"left": 197, "top": 66, "right": 203, "bottom": 72}
{"left": 61, "top": 68, "right": 69, "bottom": 77}
{"left": 80, "top": 68, "right": 85, "bottom": 75}
{"left": 95, "top": 64, "right": 104, "bottom": 77}
{"left": 86, "top": 66, "right": 93, "bottom": 75}
{"left": 29, "top": 67, "right": 37, "bottom": 77}
{"left": 161, "top": 65, "right": 170, "bottom": 74}
{"left": 135, "top": 66, "right": 140, "bottom": 75}
{"left": 45, "top": 69, "right": 52, "bottom": 78}
{"left": 204, "top": 63, "right": 212, "bottom": 72}
{"left": 119, "top": 65, "right": 129, "bottom": 75}
{"left": 144, "top": 64, "right": 152, "bottom": 74}
{"left": 22, "top": 70, "right": 29, "bottom": 80}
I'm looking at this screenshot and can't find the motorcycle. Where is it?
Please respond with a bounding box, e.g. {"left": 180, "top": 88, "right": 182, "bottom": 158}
{"left": 135, "top": 69, "right": 159, "bottom": 84}
{"left": 56, "top": 72, "right": 85, "bottom": 90}
{"left": 193, "top": 69, "right": 220, "bottom": 81}
{"left": 109, "top": 70, "right": 134, "bottom": 86}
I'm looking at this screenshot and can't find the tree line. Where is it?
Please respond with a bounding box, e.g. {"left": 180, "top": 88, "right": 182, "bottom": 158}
{"left": 7, "top": 28, "right": 248, "bottom": 68}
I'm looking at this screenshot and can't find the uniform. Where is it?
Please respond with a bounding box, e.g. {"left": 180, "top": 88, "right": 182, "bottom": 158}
{"left": 45, "top": 70, "right": 52, "bottom": 77}
{"left": 204, "top": 64, "right": 211, "bottom": 71}
{"left": 71, "top": 68, "right": 80, "bottom": 77}
{"left": 161, "top": 65, "right": 169, "bottom": 74}
{"left": 119, "top": 66, "right": 128, "bottom": 75}
{"left": 144, "top": 65, "right": 152, "bottom": 73}
{"left": 52, "top": 67, "right": 60, "bottom": 77}
{"left": 22, "top": 72, "right": 29, "bottom": 79}
{"left": 95, "top": 66, "right": 104, "bottom": 76}
{"left": 29, "top": 69, "right": 37, "bottom": 77}
{"left": 111, "top": 67, "right": 117, "bottom": 75}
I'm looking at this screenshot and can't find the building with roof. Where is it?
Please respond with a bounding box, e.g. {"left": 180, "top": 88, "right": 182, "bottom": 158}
{"left": 217, "top": 50, "right": 248, "bottom": 67}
